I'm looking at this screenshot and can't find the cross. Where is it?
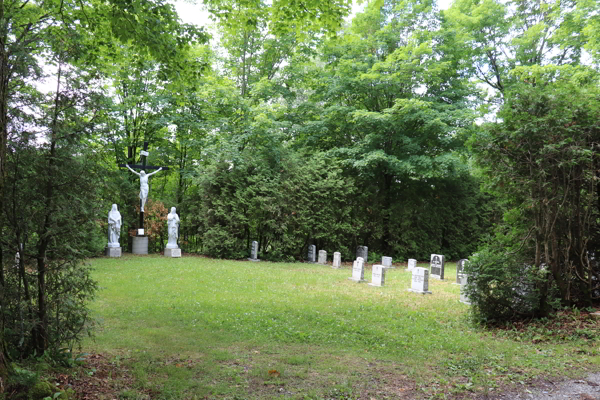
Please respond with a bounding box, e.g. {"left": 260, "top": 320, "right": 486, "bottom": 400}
{"left": 119, "top": 141, "right": 169, "bottom": 234}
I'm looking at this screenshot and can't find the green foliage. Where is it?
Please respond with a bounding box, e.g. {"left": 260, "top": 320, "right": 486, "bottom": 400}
{"left": 464, "top": 247, "right": 546, "bottom": 324}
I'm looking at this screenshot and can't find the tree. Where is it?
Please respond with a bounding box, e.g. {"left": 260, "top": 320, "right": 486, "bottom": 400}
{"left": 470, "top": 65, "right": 600, "bottom": 315}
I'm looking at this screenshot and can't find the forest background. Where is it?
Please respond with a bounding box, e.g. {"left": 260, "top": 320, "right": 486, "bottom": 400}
{"left": 0, "top": 0, "right": 599, "bottom": 374}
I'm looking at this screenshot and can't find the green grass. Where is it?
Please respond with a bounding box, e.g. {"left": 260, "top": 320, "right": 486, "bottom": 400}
{"left": 81, "top": 256, "right": 600, "bottom": 399}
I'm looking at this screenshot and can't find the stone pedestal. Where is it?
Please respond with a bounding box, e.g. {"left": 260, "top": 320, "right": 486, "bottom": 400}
{"left": 105, "top": 247, "right": 121, "bottom": 257}
{"left": 132, "top": 236, "right": 148, "bottom": 255}
{"left": 164, "top": 247, "right": 181, "bottom": 258}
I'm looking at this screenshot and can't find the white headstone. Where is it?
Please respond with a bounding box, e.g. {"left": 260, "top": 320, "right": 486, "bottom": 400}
{"left": 430, "top": 254, "right": 445, "bottom": 280}
{"left": 356, "top": 246, "right": 368, "bottom": 263}
{"left": 307, "top": 245, "right": 316, "bottom": 263}
{"left": 368, "top": 264, "right": 386, "bottom": 287}
{"left": 407, "top": 267, "right": 432, "bottom": 294}
{"left": 382, "top": 256, "right": 392, "bottom": 268}
{"left": 460, "top": 274, "right": 471, "bottom": 304}
{"left": 406, "top": 258, "right": 417, "bottom": 271}
{"left": 333, "top": 252, "right": 341, "bottom": 268}
{"left": 318, "top": 250, "right": 327, "bottom": 265}
{"left": 456, "top": 259, "right": 468, "bottom": 284}
{"left": 349, "top": 257, "right": 365, "bottom": 282}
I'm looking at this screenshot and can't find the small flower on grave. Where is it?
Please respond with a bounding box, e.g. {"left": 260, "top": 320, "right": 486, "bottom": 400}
{"left": 268, "top": 369, "right": 280, "bottom": 377}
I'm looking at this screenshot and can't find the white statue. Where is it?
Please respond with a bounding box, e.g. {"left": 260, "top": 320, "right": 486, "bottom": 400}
{"left": 108, "top": 204, "right": 122, "bottom": 247}
{"left": 166, "top": 207, "right": 180, "bottom": 249}
{"left": 125, "top": 165, "right": 163, "bottom": 212}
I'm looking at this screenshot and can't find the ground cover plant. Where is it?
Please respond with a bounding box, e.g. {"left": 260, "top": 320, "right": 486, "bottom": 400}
{"left": 64, "top": 256, "right": 600, "bottom": 400}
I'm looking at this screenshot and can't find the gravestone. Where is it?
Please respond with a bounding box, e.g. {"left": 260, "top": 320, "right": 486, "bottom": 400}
{"left": 333, "top": 252, "right": 341, "bottom": 268}
{"left": 368, "top": 264, "right": 386, "bottom": 287}
{"left": 456, "top": 259, "right": 468, "bottom": 284}
{"left": 307, "top": 245, "right": 316, "bottom": 263}
{"left": 382, "top": 256, "right": 393, "bottom": 268}
{"left": 407, "top": 267, "right": 432, "bottom": 294}
{"left": 356, "top": 246, "right": 368, "bottom": 263}
{"left": 318, "top": 250, "right": 327, "bottom": 265}
{"left": 460, "top": 274, "right": 471, "bottom": 304}
{"left": 248, "top": 241, "right": 260, "bottom": 262}
{"left": 349, "top": 257, "right": 365, "bottom": 282}
{"left": 406, "top": 258, "right": 417, "bottom": 271}
{"left": 430, "top": 254, "right": 445, "bottom": 280}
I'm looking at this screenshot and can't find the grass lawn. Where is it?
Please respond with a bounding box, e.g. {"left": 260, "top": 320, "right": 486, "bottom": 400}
{"left": 79, "top": 255, "right": 600, "bottom": 399}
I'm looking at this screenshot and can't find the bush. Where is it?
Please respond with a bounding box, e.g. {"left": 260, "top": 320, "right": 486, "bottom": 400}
{"left": 464, "top": 247, "right": 548, "bottom": 324}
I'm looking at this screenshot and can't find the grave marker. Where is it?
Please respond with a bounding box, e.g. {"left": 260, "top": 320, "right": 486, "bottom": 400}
{"left": 333, "top": 252, "right": 341, "bottom": 268}
{"left": 382, "top": 256, "right": 393, "bottom": 268}
{"left": 460, "top": 275, "right": 471, "bottom": 305}
{"left": 307, "top": 245, "right": 316, "bottom": 263}
{"left": 407, "top": 267, "right": 432, "bottom": 294}
{"left": 430, "top": 254, "right": 445, "bottom": 280}
{"left": 248, "top": 241, "right": 260, "bottom": 261}
{"left": 348, "top": 257, "right": 365, "bottom": 282}
{"left": 406, "top": 258, "right": 417, "bottom": 271}
{"left": 368, "top": 264, "right": 386, "bottom": 287}
{"left": 356, "top": 246, "right": 368, "bottom": 263}
{"left": 318, "top": 250, "right": 327, "bottom": 265}
{"left": 456, "top": 259, "right": 468, "bottom": 284}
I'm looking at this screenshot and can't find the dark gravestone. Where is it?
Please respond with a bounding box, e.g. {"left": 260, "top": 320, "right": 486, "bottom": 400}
{"left": 456, "top": 259, "right": 468, "bottom": 284}
{"left": 430, "top": 254, "right": 445, "bottom": 280}
{"left": 356, "top": 246, "right": 368, "bottom": 263}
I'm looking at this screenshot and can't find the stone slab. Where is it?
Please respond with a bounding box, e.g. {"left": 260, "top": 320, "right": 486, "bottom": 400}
{"left": 430, "top": 254, "right": 445, "bottom": 280}
{"left": 368, "top": 264, "right": 386, "bottom": 287}
{"left": 105, "top": 247, "right": 121, "bottom": 257}
{"left": 132, "top": 236, "right": 148, "bottom": 255}
{"left": 332, "top": 252, "right": 341, "bottom": 268}
{"left": 164, "top": 247, "right": 181, "bottom": 258}
{"left": 406, "top": 258, "right": 417, "bottom": 271}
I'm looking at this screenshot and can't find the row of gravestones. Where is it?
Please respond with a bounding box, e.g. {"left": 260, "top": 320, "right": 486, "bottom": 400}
{"left": 247, "top": 242, "right": 472, "bottom": 305}
{"left": 347, "top": 253, "right": 472, "bottom": 304}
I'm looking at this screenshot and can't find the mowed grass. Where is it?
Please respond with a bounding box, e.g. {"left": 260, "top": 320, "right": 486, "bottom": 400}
{"left": 82, "top": 255, "right": 600, "bottom": 399}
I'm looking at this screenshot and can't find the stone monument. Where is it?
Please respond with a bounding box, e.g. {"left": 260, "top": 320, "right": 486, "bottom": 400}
{"left": 318, "top": 250, "right": 327, "bottom": 265}
{"left": 430, "top": 254, "right": 445, "bottom": 280}
{"left": 307, "top": 245, "right": 316, "bottom": 263}
{"left": 120, "top": 141, "right": 168, "bottom": 255}
{"left": 460, "top": 275, "right": 471, "bottom": 304}
{"left": 106, "top": 204, "right": 122, "bottom": 257}
{"left": 456, "top": 259, "right": 468, "bottom": 284}
{"left": 406, "top": 258, "right": 417, "bottom": 271}
{"left": 332, "top": 252, "right": 341, "bottom": 268}
{"left": 382, "top": 256, "right": 392, "bottom": 268}
{"left": 369, "top": 264, "right": 386, "bottom": 287}
{"left": 407, "top": 267, "right": 432, "bottom": 295}
{"left": 248, "top": 241, "right": 259, "bottom": 261}
{"left": 164, "top": 207, "right": 181, "bottom": 257}
{"left": 349, "top": 257, "right": 365, "bottom": 282}
{"left": 356, "top": 246, "right": 368, "bottom": 263}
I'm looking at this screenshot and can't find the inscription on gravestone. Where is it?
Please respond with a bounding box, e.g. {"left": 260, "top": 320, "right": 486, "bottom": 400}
{"left": 430, "top": 254, "right": 445, "bottom": 280}
{"left": 407, "top": 267, "right": 432, "bottom": 294}
{"left": 349, "top": 257, "right": 365, "bottom": 282}
{"left": 369, "top": 264, "right": 386, "bottom": 287}
{"left": 307, "top": 245, "right": 316, "bottom": 263}
{"left": 356, "top": 246, "right": 368, "bottom": 263}
{"left": 333, "top": 252, "right": 341, "bottom": 268}
{"left": 318, "top": 250, "right": 327, "bottom": 265}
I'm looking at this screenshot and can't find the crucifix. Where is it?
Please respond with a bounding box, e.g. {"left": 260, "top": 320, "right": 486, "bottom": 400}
{"left": 120, "top": 141, "right": 169, "bottom": 235}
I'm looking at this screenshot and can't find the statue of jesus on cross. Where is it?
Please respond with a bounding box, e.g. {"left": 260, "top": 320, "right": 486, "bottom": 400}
{"left": 125, "top": 165, "right": 162, "bottom": 212}
{"left": 120, "top": 141, "right": 169, "bottom": 233}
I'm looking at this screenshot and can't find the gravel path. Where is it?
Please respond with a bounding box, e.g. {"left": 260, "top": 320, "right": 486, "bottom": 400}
{"left": 494, "top": 374, "right": 600, "bottom": 400}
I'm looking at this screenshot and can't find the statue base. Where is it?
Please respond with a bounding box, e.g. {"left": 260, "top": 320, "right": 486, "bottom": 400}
{"left": 164, "top": 248, "right": 181, "bottom": 258}
{"left": 132, "top": 236, "right": 148, "bottom": 255}
{"left": 105, "top": 247, "right": 121, "bottom": 257}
